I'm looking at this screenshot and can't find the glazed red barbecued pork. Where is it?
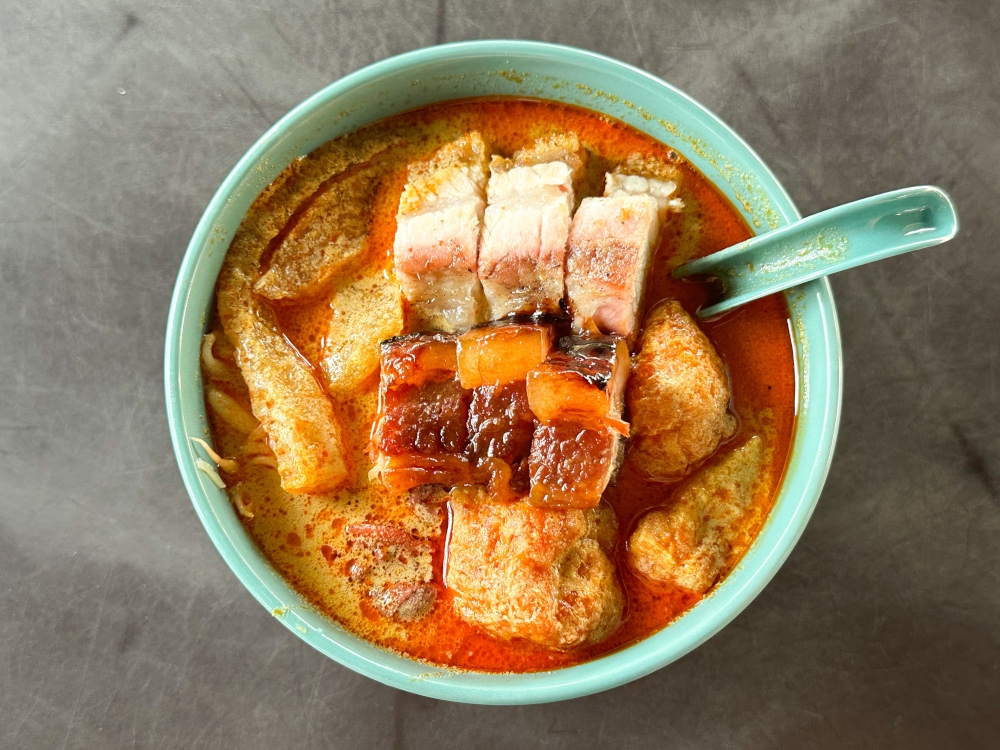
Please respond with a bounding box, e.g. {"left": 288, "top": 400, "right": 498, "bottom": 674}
{"left": 526, "top": 335, "right": 629, "bottom": 508}
{"left": 369, "top": 332, "right": 472, "bottom": 493}
{"left": 457, "top": 321, "right": 555, "bottom": 499}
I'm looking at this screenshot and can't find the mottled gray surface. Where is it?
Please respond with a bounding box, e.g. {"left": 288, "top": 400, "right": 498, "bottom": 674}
{"left": 1, "top": 0, "right": 998, "bottom": 747}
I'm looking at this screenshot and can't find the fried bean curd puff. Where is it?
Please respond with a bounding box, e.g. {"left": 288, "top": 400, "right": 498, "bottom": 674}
{"left": 626, "top": 300, "right": 736, "bottom": 481}
{"left": 447, "top": 499, "right": 622, "bottom": 650}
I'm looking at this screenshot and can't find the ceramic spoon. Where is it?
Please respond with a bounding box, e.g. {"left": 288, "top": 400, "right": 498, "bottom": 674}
{"left": 672, "top": 185, "right": 959, "bottom": 318}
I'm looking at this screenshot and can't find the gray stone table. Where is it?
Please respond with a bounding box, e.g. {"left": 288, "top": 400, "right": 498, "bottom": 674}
{"left": 2, "top": 0, "right": 998, "bottom": 747}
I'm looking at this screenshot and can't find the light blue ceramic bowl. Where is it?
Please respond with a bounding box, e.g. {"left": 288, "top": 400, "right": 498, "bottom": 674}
{"left": 164, "top": 40, "right": 842, "bottom": 704}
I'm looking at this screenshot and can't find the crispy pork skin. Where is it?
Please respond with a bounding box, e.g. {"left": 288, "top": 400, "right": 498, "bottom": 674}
{"left": 605, "top": 171, "right": 683, "bottom": 213}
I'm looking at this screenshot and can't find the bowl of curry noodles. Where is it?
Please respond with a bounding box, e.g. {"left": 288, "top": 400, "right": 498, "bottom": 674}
{"left": 165, "top": 40, "right": 841, "bottom": 704}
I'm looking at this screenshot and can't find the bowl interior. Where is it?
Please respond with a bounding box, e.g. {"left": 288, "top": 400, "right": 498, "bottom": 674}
{"left": 165, "top": 40, "right": 842, "bottom": 704}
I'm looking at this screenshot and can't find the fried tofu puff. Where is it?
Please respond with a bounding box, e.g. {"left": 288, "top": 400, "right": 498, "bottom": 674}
{"left": 321, "top": 271, "right": 404, "bottom": 399}
{"left": 626, "top": 300, "right": 736, "bottom": 481}
{"left": 254, "top": 137, "right": 397, "bottom": 302}
{"left": 218, "top": 270, "right": 350, "bottom": 495}
{"left": 627, "top": 436, "right": 764, "bottom": 593}
{"left": 446, "top": 499, "right": 622, "bottom": 650}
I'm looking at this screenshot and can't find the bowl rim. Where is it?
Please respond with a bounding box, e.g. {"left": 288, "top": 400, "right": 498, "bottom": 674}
{"left": 164, "top": 39, "right": 842, "bottom": 704}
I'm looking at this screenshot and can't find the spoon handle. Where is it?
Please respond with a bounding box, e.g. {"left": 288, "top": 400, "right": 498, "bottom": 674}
{"left": 673, "top": 185, "right": 959, "bottom": 318}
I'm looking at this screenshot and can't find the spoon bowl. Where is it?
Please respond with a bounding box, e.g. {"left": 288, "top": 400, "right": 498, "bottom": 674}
{"left": 674, "top": 185, "right": 959, "bottom": 318}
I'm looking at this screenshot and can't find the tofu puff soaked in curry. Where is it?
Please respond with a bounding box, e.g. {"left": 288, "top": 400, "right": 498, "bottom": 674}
{"left": 200, "top": 98, "right": 796, "bottom": 673}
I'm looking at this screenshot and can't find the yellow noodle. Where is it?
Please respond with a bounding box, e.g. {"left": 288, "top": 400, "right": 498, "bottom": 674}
{"left": 196, "top": 458, "right": 226, "bottom": 489}
{"left": 231, "top": 485, "right": 255, "bottom": 519}
{"left": 205, "top": 386, "right": 259, "bottom": 435}
{"left": 190, "top": 437, "right": 240, "bottom": 474}
{"left": 248, "top": 454, "right": 278, "bottom": 469}
{"left": 200, "top": 333, "right": 233, "bottom": 381}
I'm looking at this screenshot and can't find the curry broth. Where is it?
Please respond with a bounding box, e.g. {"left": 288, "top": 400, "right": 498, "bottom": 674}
{"left": 204, "top": 98, "right": 796, "bottom": 672}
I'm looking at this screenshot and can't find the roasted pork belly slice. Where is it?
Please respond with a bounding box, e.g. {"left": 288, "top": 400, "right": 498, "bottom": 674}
{"left": 528, "top": 421, "right": 622, "bottom": 509}
{"left": 371, "top": 333, "right": 472, "bottom": 493}
{"left": 477, "top": 135, "right": 584, "bottom": 319}
{"left": 466, "top": 381, "right": 535, "bottom": 499}
{"left": 446, "top": 498, "right": 622, "bottom": 650}
{"left": 525, "top": 335, "right": 629, "bottom": 434}
{"left": 478, "top": 161, "right": 573, "bottom": 317}
{"left": 565, "top": 192, "right": 659, "bottom": 338}
{"left": 393, "top": 133, "right": 489, "bottom": 332}
{"left": 456, "top": 321, "right": 555, "bottom": 389}
{"left": 565, "top": 171, "right": 681, "bottom": 338}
